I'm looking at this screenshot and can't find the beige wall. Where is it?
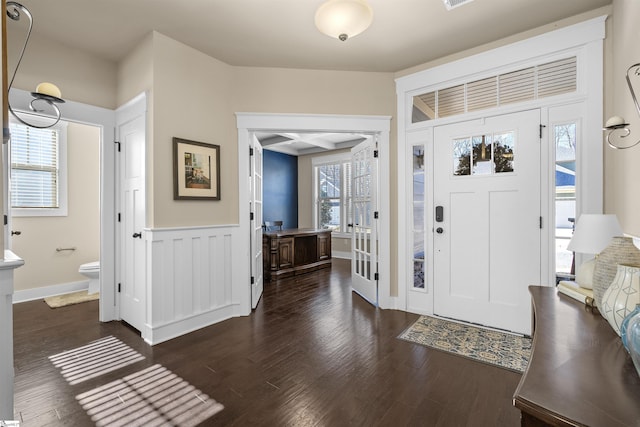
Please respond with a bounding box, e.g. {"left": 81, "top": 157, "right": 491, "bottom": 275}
{"left": 12, "top": 122, "right": 100, "bottom": 291}
{"left": 605, "top": 0, "right": 640, "bottom": 236}
{"left": 7, "top": 29, "right": 117, "bottom": 109}
{"left": 151, "top": 32, "right": 236, "bottom": 227}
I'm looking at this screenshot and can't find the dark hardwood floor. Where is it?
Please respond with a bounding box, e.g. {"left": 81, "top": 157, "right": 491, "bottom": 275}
{"left": 13, "top": 259, "right": 522, "bottom": 426}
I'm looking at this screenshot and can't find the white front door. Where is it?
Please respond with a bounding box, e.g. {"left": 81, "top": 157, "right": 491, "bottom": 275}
{"left": 117, "top": 100, "right": 146, "bottom": 332}
{"left": 250, "top": 136, "right": 264, "bottom": 309}
{"left": 433, "top": 110, "right": 541, "bottom": 335}
{"left": 351, "top": 137, "right": 378, "bottom": 305}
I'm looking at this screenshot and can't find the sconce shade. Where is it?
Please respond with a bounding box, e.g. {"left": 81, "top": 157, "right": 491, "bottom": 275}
{"left": 605, "top": 115, "right": 627, "bottom": 128}
{"left": 34, "top": 82, "right": 62, "bottom": 99}
{"left": 567, "top": 214, "right": 623, "bottom": 254}
{"left": 315, "top": 0, "right": 373, "bottom": 41}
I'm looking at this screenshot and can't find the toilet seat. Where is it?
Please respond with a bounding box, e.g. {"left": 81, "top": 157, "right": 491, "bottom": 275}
{"left": 79, "top": 261, "right": 100, "bottom": 272}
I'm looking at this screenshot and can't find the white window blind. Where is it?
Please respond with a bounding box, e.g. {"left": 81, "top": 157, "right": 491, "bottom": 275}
{"left": 313, "top": 152, "right": 354, "bottom": 235}
{"left": 10, "top": 122, "right": 60, "bottom": 209}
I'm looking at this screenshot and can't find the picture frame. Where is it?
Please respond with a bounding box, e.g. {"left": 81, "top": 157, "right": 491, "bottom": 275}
{"left": 173, "top": 137, "right": 221, "bottom": 200}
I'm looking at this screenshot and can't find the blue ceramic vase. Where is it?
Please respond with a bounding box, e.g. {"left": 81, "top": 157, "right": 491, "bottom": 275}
{"left": 621, "top": 304, "right": 640, "bottom": 350}
{"left": 621, "top": 304, "right": 640, "bottom": 377}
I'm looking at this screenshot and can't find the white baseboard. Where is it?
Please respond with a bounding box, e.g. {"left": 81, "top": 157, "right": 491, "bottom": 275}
{"left": 142, "top": 303, "right": 240, "bottom": 345}
{"left": 13, "top": 280, "right": 89, "bottom": 304}
{"left": 332, "top": 251, "right": 352, "bottom": 260}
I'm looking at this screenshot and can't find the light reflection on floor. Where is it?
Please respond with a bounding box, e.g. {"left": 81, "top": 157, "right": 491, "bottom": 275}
{"left": 76, "top": 364, "right": 224, "bottom": 427}
{"left": 48, "top": 336, "right": 145, "bottom": 385}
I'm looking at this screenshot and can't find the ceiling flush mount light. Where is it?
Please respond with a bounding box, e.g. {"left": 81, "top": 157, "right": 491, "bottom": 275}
{"left": 315, "top": 0, "right": 373, "bottom": 42}
{"left": 6, "top": 1, "right": 65, "bottom": 130}
{"left": 603, "top": 62, "right": 640, "bottom": 150}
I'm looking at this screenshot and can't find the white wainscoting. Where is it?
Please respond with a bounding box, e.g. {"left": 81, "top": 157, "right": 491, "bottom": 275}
{"left": 143, "top": 224, "right": 248, "bottom": 345}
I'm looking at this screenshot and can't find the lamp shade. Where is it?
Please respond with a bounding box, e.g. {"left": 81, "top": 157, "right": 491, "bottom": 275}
{"left": 567, "top": 214, "right": 623, "bottom": 254}
{"left": 315, "top": 0, "right": 373, "bottom": 41}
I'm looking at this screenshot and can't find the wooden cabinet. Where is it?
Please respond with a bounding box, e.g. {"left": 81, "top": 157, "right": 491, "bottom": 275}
{"left": 513, "top": 286, "right": 640, "bottom": 426}
{"left": 263, "top": 229, "right": 332, "bottom": 280}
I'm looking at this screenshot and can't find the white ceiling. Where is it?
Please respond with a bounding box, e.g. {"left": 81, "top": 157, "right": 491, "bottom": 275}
{"left": 256, "top": 132, "right": 369, "bottom": 156}
{"left": 15, "top": 0, "right": 610, "bottom": 73}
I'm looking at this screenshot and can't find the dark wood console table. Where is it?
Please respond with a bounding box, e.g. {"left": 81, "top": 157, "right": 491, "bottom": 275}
{"left": 513, "top": 286, "right": 640, "bottom": 426}
{"left": 263, "top": 228, "right": 332, "bottom": 280}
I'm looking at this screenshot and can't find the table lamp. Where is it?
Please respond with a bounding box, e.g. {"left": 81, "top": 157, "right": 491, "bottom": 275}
{"left": 568, "top": 214, "right": 640, "bottom": 309}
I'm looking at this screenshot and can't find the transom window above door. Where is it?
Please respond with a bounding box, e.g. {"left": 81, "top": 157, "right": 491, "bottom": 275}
{"left": 412, "top": 56, "right": 577, "bottom": 123}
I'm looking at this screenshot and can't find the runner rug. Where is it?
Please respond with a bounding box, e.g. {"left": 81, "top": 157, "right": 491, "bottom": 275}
{"left": 398, "top": 315, "right": 532, "bottom": 373}
{"left": 44, "top": 291, "right": 99, "bottom": 308}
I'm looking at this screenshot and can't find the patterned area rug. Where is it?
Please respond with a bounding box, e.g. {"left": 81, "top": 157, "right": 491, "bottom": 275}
{"left": 399, "top": 316, "right": 532, "bottom": 373}
{"left": 44, "top": 291, "right": 99, "bottom": 308}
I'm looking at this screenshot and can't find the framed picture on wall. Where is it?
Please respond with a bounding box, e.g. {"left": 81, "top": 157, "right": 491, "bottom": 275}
{"left": 173, "top": 137, "right": 221, "bottom": 200}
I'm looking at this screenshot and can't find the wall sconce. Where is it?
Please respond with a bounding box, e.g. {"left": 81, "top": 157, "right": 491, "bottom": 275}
{"left": 603, "top": 62, "right": 640, "bottom": 150}
{"left": 315, "top": 0, "right": 373, "bottom": 42}
{"left": 6, "top": 1, "right": 64, "bottom": 129}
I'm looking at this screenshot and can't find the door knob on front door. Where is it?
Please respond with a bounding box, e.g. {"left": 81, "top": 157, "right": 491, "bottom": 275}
{"left": 132, "top": 232, "right": 142, "bottom": 239}
{"left": 11, "top": 230, "right": 21, "bottom": 236}
{"left": 436, "top": 227, "right": 444, "bottom": 234}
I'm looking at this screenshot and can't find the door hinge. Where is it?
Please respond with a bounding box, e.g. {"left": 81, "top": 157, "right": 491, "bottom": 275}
{"left": 114, "top": 140, "right": 121, "bottom": 152}
{"left": 250, "top": 147, "right": 254, "bottom": 156}
{"left": 250, "top": 212, "right": 254, "bottom": 221}
{"left": 539, "top": 216, "right": 543, "bottom": 229}
{"left": 251, "top": 276, "right": 255, "bottom": 285}
{"left": 374, "top": 272, "right": 379, "bottom": 281}
{"left": 117, "top": 283, "right": 121, "bottom": 293}
{"left": 3, "top": 215, "right": 7, "bottom": 226}
{"left": 539, "top": 124, "right": 546, "bottom": 139}
{"left": 117, "top": 213, "right": 121, "bottom": 222}
{"left": 374, "top": 211, "right": 379, "bottom": 219}
{"left": 373, "top": 150, "right": 379, "bottom": 158}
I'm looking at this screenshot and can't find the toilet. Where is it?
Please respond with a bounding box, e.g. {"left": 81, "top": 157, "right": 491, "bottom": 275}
{"left": 79, "top": 261, "right": 100, "bottom": 295}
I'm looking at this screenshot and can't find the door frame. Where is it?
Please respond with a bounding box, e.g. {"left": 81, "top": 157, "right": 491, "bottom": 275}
{"left": 8, "top": 88, "right": 117, "bottom": 321}
{"left": 395, "top": 16, "right": 605, "bottom": 314}
{"left": 236, "top": 113, "right": 392, "bottom": 312}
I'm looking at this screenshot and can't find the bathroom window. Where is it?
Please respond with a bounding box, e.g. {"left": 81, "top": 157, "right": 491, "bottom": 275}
{"left": 9, "top": 116, "right": 68, "bottom": 217}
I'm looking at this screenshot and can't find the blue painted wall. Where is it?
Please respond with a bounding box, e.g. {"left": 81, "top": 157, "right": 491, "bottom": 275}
{"left": 263, "top": 150, "right": 298, "bottom": 229}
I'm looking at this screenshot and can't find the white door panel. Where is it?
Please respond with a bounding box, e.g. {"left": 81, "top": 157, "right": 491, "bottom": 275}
{"left": 434, "top": 110, "right": 541, "bottom": 335}
{"left": 351, "top": 137, "right": 378, "bottom": 305}
{"left": 250, "top": 137, "right": 264, "bottom": 309}
{"left": 117, "top": 106, "right": 146, "bottom": 333}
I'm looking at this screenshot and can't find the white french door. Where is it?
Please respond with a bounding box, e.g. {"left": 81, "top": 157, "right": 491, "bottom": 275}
{"left": 250, "top": 136, "right": 264, "bottom": 309}
{"left": 433, "top": 110, "right": 541, "bottom": 335}
{"left": 351, "top": 137, "right": 378, "bottom": 305}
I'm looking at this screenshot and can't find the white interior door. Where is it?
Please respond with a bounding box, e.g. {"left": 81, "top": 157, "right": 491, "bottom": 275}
{"left": 351, "top": 137, "right": 378, "bottom": 305}
{"left": 250, "top": 136, "right": 264, "bottom": 309}
{"left": 117, "top": 101, "right": 146, "bottom": 332}
{"left": 433, "top": 110, "right": 541, "bottom": 335}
